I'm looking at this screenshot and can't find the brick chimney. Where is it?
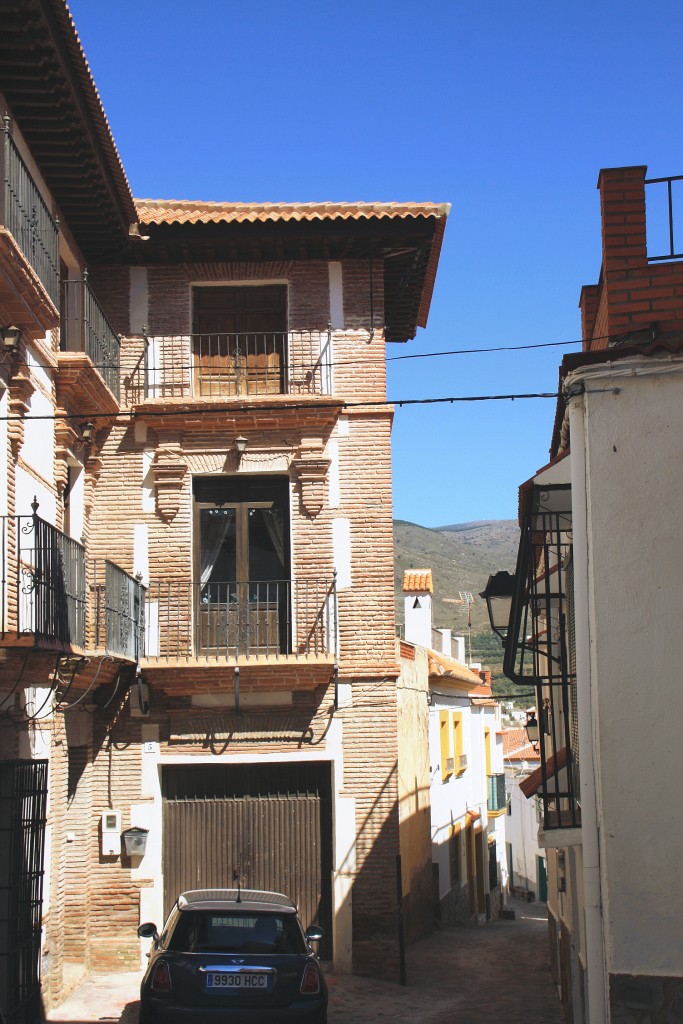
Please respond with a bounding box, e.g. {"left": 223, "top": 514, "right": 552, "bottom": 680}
{"left": 402, "top": 569, "right": 433, "bottom": 649}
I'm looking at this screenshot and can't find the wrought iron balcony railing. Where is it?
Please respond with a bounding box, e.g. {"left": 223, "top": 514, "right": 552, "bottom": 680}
{"left": 144, "top": 577, "right": 337, "bottom": 661}
{"left": 645, "top": 174, "right": 683, "bottom": 262}
{"left": 0, "top": 506, "right": 86, "bottom": 648}
{"left": 91, "top": 560, "right": 145, "bottom": 661}
{"left": 504, "top": 485, "right": 581, "bottom": 831}
{"left": 128, "top": 330, "right": 333, "bottom": 402}
{"left": 61, "top": 273, "right": 121, "bottom": 400}
{"left": 1, "top": 116, "right": 60, "bottom": 305}
{"left": 487, "top": 773, "right": 506, "bottom": 813}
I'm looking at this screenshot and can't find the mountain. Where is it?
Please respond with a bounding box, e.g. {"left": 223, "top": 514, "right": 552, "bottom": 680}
{"left": 394, "top": 518, "right": 520, "bottom": 695}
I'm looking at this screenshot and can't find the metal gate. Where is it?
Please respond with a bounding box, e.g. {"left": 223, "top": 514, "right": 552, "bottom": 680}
{"left": 0, "top": 759, "right": 49, "bottom": 1024}
{"left": 162, "top": 762, "right": 333, "bottom": 959}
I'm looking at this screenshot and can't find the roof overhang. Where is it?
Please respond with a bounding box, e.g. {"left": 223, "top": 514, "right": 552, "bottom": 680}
{"left": 0, "top": 0, "right": 136, "bottom": 261}
{"left": 133, "top": 200, "right": 450, "bottom": 343}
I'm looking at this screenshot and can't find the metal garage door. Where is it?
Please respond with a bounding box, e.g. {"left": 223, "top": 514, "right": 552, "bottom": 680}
{"left": 162, "top": 762, "right": 332, "bottom": 958}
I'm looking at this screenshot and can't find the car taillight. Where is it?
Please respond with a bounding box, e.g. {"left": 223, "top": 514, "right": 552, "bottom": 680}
{"left": 300, "top": 962, "right": 321, "bottom": 995}
{"left": 151, "top": 961, "right": 172, "bottom": 992}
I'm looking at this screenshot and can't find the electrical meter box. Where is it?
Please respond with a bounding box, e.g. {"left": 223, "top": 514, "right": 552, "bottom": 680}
{"left": 101, "top": 810, "right": 121, "bottom": 856}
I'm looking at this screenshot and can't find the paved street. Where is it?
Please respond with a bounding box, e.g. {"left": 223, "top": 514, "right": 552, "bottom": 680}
{"left": 48, "top": 898, "right": 563, "bottom": 1024}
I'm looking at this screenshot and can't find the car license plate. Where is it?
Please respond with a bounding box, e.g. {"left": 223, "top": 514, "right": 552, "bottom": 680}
{"left": 205, "top": 972, "right": 268, "bottom": 990}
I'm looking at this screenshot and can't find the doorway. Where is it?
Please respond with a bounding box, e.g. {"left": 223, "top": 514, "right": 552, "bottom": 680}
{"left": 194, "top": 475, "right": 290, "bottom": 656}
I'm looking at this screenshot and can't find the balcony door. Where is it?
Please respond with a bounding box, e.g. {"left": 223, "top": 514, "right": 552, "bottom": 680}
{"left": 192, "top": 285, "right": 287, "bottom": 397}
{"left": 194, "top": 476, "right": 289, "bottom": 655}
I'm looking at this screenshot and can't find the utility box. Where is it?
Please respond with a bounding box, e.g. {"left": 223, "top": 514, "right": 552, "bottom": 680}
{"left": 101, "top": 810, "right": 121, "bottom": 856}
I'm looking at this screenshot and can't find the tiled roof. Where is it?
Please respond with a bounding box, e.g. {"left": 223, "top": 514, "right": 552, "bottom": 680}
{"left": 402, "top": 569, "right": 433, "bottom": 594}
{"left": 135, "top": 199, "right": 450, "bottom": 227}
{"left": 427, "top": 650, "right": 481, "bottom": 686}
{"left": 519, "top": 747, "right": 568, "bottom": 799}
{"left": 503, "top": 728, "right": 540, "bottom": 762}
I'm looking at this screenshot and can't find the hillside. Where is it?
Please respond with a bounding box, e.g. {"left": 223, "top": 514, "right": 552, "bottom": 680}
{"left": 394, "top": 518, "right": 520, "bottom": 696}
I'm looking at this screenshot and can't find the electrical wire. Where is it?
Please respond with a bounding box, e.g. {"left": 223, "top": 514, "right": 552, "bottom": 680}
{"left": 0, "top": 389, "right": 560, "bottom": 426}
{"left": 0, "top": 329, "right": 612, "bottom": 377}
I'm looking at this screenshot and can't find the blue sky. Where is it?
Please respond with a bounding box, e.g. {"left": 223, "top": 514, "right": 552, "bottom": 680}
{"left": 68, "top": 0, "right": 683, "bottom": 526}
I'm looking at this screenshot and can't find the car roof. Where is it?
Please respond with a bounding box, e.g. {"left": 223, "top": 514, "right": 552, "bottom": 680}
{"left": 177, "top": 889, "right": 298, "bottom": 914}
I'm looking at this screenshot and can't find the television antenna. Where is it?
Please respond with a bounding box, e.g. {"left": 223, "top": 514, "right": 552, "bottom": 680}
{"left": 459, "top": 591, "right": 474, "bottom": 662}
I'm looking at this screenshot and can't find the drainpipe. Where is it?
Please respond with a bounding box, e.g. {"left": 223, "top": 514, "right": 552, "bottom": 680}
{"left": 566, "top": 388, "right": 607, "bottom": 1024}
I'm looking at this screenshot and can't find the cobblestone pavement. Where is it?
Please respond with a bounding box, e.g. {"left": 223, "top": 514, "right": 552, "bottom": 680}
{"left": 47, "top": 899, "right": 563, "bottom": 1024}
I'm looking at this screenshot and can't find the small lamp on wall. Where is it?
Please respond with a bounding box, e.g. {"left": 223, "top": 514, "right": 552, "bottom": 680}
{"left": 526, "top": 710, "right": 540, "bottom": 746}
{"left": 1, "top": 325, "right": 20, "bottom": 353}
{"left": 81, "top": 422, "right": 95, "bottom": 443}
{"left": 234, "top": 435, "right": 248, "bottom": 461}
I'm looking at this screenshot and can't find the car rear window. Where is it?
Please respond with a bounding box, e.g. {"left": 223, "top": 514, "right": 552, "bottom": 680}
{"left": 168, "top": 910, "right": 307, "bottom": 954}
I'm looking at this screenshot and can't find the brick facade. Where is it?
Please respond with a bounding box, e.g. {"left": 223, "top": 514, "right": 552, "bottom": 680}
{"left": 0, "top": 9, "right": 448, "bottom": 1012}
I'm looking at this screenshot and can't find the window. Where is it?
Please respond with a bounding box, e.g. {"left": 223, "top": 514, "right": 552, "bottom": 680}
{"left": 453, "top": 712, "right": 466, "bottom": 775}
{"left": 192, "top": 285, "right": 287, "bottom": 397}
{"left": 440, "top": 711, "right": 453, "bottom": 781}
{"left": 193, "top": 475, "right": 290, "bottom": 655}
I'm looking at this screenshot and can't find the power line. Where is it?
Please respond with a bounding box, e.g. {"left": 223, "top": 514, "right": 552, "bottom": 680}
{"left": 0, "top": 390, "right": 559, "bottom": 425}
{"left": 1, "top": 329, "right": 605, "bottom": 377}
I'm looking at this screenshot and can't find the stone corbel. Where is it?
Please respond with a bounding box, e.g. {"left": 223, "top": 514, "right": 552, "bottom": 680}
{"left": 8, "top": 367, "right": 35, "bottom": 458}
{"left": 84, "top": 455, "right": 104, "bottom": 518}
{"left": 292, "top": 439, "right": 330, "bottom": 517}
{"left": 152, "top": 444, "right": 187, "bottom": 521}
{"left": 54, "top": 413, "right": 80, "bottom": 500}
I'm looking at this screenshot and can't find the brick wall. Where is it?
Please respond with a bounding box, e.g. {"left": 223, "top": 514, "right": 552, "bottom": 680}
{"left": 582, "top": 166, "right": 683, "bottom": 348}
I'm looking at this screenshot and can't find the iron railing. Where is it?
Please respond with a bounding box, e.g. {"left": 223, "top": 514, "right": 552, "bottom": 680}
{"left": 61, "top": 273, "right": 121, "bottom": 400}
{"left": 645, "top": 174, "right": 683, "bottom": 261}
{"left": 504, "top": 486, "right": 581, "bottom": 831}
{"left": 487, "top": 773, "right": 506, "bottom": 813}
{"left": 144, "top": 577, "right": 337, "bottom": 661}
{"left": 0, "top": 116, "right": 60, "bottom": 305}
{"left": 0, "top": 506, "right": 86, "bottom": 648}
{"left": 131, "top": 330, "right": 333, "bottom": 401}
{"left": 91, "top": 560, "right": 145, "bottom": 661}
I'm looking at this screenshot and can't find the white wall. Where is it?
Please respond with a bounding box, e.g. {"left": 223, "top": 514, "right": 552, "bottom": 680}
{"left": 570, "top": 357, "right": 683, "bottom": 976}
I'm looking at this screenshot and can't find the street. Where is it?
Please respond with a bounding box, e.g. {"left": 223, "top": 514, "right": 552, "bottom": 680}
{"left": 48, "top": 898, "right": 563, "bottom": 1023}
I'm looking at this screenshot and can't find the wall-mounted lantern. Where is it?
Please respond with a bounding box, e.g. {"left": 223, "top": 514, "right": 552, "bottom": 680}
{"left": 122, "top": 826, "right": 149, "bottom": 858}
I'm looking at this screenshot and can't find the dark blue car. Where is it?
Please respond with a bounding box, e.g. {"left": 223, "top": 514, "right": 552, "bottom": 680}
{"left": 137, "top": 889, "right": 327, "bottom": 1023}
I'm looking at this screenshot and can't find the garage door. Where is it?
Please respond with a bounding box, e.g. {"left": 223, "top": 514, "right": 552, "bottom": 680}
{"left": 162, "top": 762, "right": 332, "bottom": 958}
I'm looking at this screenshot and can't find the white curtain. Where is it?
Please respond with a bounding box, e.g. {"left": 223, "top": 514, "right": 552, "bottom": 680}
{"left": 200, "top": 509, "right": 234, "bottom": 586}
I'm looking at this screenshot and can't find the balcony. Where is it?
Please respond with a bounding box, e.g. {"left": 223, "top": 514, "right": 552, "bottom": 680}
{"left": 91, "top": 560, "right": 145, "bottom": 661}
{"left": 487, "top": 773, "right": 506, "bottom": 814}
{"left": 58, "top": 274, "right": 121, "bottom": 408}
{"left": 0, "top": 509, "right": 143, "bottom": 662}
{"left": 128, "top": 330, "right": 333, "bottom": 404}
{"left": 0, "top": 508, "right": 86, "bottom": 649}
{"left": 503, "top": 485, "right": 581, "bottom": 832}
{"left": 0, "top": 117, "right": 60, "bottom": 338}
{"left": 143, "top": 577, "right": 336, "bottom": 667}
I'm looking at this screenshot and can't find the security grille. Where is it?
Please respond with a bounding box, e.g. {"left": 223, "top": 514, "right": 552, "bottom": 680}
{"left": 0, "top": 760, "right": 48, "bottom": 1024}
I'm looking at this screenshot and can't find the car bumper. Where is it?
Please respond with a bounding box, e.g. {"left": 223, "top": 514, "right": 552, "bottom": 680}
{"left": 141, "top": 995, "right": 327, "bottom": 1023}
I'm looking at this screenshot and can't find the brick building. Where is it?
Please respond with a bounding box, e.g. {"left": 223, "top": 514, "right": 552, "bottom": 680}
{"left": 0, "top": 0, "right": 448, "bottom": 1017}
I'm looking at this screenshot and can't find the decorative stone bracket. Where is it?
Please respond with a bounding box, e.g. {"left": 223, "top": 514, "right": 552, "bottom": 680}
{"left": 152, "top": 445, "right": 187, "bottom": 521}
{"left": 7, "top": 366, "right": 34, "bottom": 458}
{"left": 292, "top": 439, "right": 330, "bottom": 517}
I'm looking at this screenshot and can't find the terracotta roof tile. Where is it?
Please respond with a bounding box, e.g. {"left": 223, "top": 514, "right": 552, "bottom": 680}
{"left": 402, "top": 569, "right": 433, "bottom": 594}
{"left": 503, "top": 728, "right": 540, "bottom": 762}
{"left": 135, "top": 199, "right": 450, "bottom": 227}
{"left": 519, "top": 747, "right": 568, "bottom": 799}
{"left": 427, "top": 650, "right": 481, "bottom": 686}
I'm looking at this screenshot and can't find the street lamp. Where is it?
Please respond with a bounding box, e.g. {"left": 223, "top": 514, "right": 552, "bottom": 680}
{"left": 234, "top": 436, "right": 248, "bottom": 460}
{"left": 525, "top": 710, "right": 540, "bottom": 745}
{"left": 479, "top": 570, "right": 515, "bottom": 642}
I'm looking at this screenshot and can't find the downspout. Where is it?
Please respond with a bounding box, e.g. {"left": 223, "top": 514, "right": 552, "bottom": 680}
{"left": 565, "top": 388, "right": 608, "bottom": 1024}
